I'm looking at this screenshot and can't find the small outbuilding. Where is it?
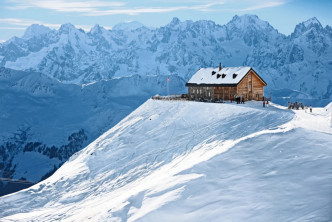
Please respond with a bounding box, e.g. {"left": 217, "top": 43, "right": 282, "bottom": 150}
{"left": 185, "top": 64, "right": 267, "bottom": 101}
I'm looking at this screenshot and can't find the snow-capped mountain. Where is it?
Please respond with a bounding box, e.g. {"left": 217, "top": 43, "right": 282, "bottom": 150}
{"left": 22, "top": 24, "right": 52, "bottom": 40}
{"left": 1, "top": 99, "right": 331, "bottom": 221}
{"left": 0, "top": 67, "right": 185, "bottom": 196}
{"left": 0, "top": 15, "right": 331, "bottom": 104}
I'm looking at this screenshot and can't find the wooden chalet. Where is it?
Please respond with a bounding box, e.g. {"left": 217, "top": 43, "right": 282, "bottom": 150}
{"left": 185, "top": 64, "right": 267, "bottom": 101}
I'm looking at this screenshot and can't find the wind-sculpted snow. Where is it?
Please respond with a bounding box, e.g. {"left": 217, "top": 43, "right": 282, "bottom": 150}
{"left": 0, "top": 68, "right": 186, "bottom": 196}
{"left": 2, "top": 100, "right": 330, "bottom": 221}
{"left": 0, "top": 15, "right": 331, "bottom": 104}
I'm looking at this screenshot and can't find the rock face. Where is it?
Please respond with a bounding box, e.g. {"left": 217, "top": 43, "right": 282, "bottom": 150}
{"left": 0, "top": 67, "right": 185, "bottom": 196}
{"left": 0, "top": 15, "right": 331, "bottom": 101}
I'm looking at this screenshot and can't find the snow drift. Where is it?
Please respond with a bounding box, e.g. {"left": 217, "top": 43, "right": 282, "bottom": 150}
{"left": 0, "top": 100, "right": 331, "bottom": 221}
{"left": 0, "top": 67, "right": 186, "bottom": 196}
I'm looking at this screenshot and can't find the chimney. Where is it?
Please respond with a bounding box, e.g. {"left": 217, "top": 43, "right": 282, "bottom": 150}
{"left": 219, "top": 63, "right": 222, "bottom": 71}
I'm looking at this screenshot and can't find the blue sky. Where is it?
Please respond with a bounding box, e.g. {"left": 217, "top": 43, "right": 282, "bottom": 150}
{"left": 0, "top": 0, "right": 331, "bottom": 42}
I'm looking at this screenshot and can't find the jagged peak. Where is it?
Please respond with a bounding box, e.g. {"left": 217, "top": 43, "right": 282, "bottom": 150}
{"left": 22, "top": 24, "right": 51, "bottom": 39}
{"left": 169, "top": 17, "right": 181, "bottom": 26}
{"left": 291, "top": 17, "right": 323, "bottom": 38}
{"left": 229, "top": 14, "right": 261, "bottom": 24}
{"left": 90, "top": 24, "right": 107, "bottom": 34}
{"left": 59, "top": 23, "right": 77, "bottom": 33}
{"left": 303, "top": 17, "right": 322, "bottom": 28}
{"left": 226, "top": 14, "right": 273, "bottom": 30}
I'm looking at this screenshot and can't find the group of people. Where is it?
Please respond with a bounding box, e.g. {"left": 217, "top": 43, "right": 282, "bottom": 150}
{"left": 288, "top": 102, "right": 312, "bottom": 112}
{"left": 288, "top": 102, "right": 304, "bottom": 110}
{"left": 230, "top": 94, "right": 245, "bottom": 104}
{"left": 263, "top": 100, "right": 269, "bottom": 107}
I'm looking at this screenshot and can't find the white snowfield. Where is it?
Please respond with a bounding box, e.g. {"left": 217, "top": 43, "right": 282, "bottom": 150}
{"left": 1, "top": 100, "right": 331, "bottom": 221}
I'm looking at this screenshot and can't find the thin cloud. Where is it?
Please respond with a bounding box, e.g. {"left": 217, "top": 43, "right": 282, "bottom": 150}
{"left": 4, "top": 0, "right": 284, "bottom": 16}
{"left": 0, "top": 18, "right": 63, "bottom": 29}
{"left": 5, "top": 0, "right": 125, "bottom": 12}
{"left": 0, "top": 18, "right": 42, "bottom": 26}
{"left": 5, "top": 0, "right": 225, "bottom": 15}
{"left": 85, "top": 2, "right": 225, "bottom": 16}
{"left": 238, "top": 1, "right": 285, "bottom": 11}
{"left": 0, "top": 26, "right": 27, "bottom": 30}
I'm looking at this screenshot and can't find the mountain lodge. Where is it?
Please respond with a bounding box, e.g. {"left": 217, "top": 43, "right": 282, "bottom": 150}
{"left": 185, "top": 64, "right": 267, "bottom": 101}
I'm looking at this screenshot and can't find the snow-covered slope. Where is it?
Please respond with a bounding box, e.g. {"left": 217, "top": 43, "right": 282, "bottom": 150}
{"left": 0, "top": 67, "right": 185, "bottom": 196}
{"left": 1, "top": 100, "right": 331, "bottom": 221}
{"left": 0, "top": 15, "right": 331, "bottom": 104}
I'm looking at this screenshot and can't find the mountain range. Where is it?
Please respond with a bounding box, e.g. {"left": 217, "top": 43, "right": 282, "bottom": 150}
{"left": 0, "top": 15, "right": 331, "bottom": 103}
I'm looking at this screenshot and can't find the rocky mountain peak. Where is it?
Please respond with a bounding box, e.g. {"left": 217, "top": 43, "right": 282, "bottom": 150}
{"left": 292, "top": 17, "right": 323, "bottom": 38}
{"left": 226, "top": 14, "right": 281, "bottom": 45}
{"left": 303, "top": 17, "right": 322, "bottom": 28}
{"left": 90, "top": 24, "right": 107, "bottom": 35}
{"left": 227, "top": 14, "right": 274, "bottom": 32}
{"left": 22, "top": 24, "right": 51, "bottom": 39}
{"left": 168, "top": 17, "right": 181, "bottom": 27}
{"left": 59, "top": 23, "right": 77, "bottom": 34}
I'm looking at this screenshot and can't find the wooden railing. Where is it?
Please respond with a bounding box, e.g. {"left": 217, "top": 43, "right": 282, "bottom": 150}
{"left": 151, "top": 94, "right": 188, "bottom": 101}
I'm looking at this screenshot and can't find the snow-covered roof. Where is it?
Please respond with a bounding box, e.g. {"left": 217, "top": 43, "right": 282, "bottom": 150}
{"left": 187, "top": 66, "right": 252, "bottom": 86}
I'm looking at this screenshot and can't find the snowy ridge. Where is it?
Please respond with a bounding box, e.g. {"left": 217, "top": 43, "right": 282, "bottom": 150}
{"left": 0, "top": 68, "right": 186, "bottom": 196}
{"left": 1, "top": 100, "right": 331, "bottom": 221}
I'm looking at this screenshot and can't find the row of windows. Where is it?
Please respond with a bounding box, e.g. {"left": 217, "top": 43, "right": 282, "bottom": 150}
{"left": 191, "top": 88, "right": 212, "bottom": 97}
{"left": 191, "top": 88, "right": 213, "bottom": 93}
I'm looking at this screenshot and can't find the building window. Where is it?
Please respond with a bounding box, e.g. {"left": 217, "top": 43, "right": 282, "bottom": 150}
{"left": 249, "top": 83, "right": 252, "bottom": 89}
{"left": 256, "top": 94, "right": 259, "bottom": 98}
{"left": 249, "top": 74, "right": 252, "bottom": 79}
{"left": 208, "top": 91, "right": 211, "bottom": 97}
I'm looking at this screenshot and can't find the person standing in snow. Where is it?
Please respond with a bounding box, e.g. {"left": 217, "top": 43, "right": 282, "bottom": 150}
{"left": 309, "top": 105, "right": 312, "bottom": 113}
{"left": 304, "top": 105, "right": 308, "bottom": 113}
{"left": 263, "top": 100, "right": 265, "bottom": 108}
{"left": 266, "top": 100, "right": 269, "bottom": 108}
